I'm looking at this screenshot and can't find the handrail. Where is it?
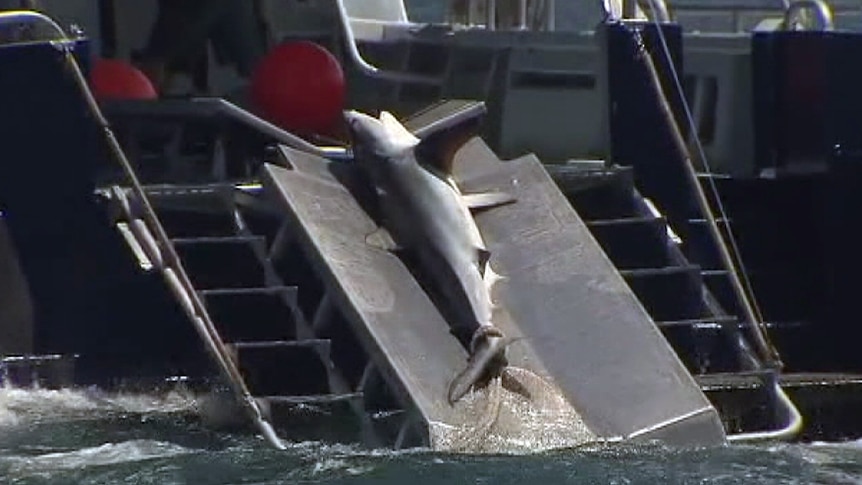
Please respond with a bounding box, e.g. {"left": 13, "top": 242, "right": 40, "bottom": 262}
{"left": 638, "top": 0, "right": 671, "bottom": 22}
{"left": 0, "top": 10, "right": 285, "bottom": 450}
{"left": 450, "top": 0, "right": 557, "bottom": 31}
{"left": 601, "top": 0, "right": 670, "bottom": 21}
{"left": 632, "top": 0, "right": 804, "bottom": 441}
{"left": 0, "top": 9, "right": 67, "bottom": 42}
{"left": 73, "top": 59, "right": 286, "bottom": 450}
{"left": 333, "top": 0, "right": 441, "bottom": 85}
{"left": 783, "top": 0, "right": 834, "bottom": 31}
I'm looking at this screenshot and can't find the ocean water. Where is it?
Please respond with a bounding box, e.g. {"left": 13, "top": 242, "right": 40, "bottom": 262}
{"left": 1, "top": 387, "right": 862, "bottom": 485}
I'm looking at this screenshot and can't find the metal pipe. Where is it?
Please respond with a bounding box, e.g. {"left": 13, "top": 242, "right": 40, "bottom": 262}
{"left": 628, "top": 24, "right": 781, "bottom": 372}
{"left": 467, "top": 0, "right": 478, "bottom": 25}
{"left": 66, "top": 51, "right": 285, "bottom": 449}
{"left": 6, "top": 13, "right": 288, "bottom": 448}
{"left": 727, "top": 382, "right": 803, "bottom": 442}
{"left": 486, "top": 0, "right": 497, "bottom": 30}
{"left": 640, "top": 0, "right": 671, "bottom": 22}
{"left": 518, "top": 0, "right": 528, "bottom": 29}
{"left": 333, "top": 0, "right": 440, "bottom": 85}
{"left": 628, "top": 8, "right": 803, "bottom": 441}
{"left": 0, "top": 9, "right": 64, "bottom": 38}
{"left": 783, "top": 0, "right": 834, "bottom": 31}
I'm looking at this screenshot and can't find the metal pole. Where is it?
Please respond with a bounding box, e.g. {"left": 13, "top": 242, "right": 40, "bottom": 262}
{"left": 61, "top": 51, "right": 286, "bottom": 450}
{"left": 0, "top": 9, "right": 287, "bottom": 449}
{"left": 518, "top": 0, "right": 528, "bottom": 29}
{"left": 627, "top": 27, "right": 782, "bottom": 368}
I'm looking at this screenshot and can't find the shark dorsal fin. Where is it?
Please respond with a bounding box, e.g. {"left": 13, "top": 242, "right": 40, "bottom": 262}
{"left": 379, "top": 111, "right": 420, "bottom": 151}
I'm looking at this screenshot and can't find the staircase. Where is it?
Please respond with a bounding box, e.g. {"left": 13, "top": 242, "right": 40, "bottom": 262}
{"left": 104, "top": 182, "right": 408, "bottom": 446}
{"left": 547, "top": 163, "right": 783, "bottom": 431}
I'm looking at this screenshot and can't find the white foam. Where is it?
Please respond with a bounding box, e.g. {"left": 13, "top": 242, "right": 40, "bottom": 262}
{"left": 2, "top": 439, "right": 193, "bottom": 474}
{"left": 0, "top": 386, "right": 198, "bottom": 427}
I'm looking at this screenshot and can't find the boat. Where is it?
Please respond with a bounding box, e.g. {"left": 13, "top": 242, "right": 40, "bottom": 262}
{"left": 0, "top": 0, "right": 861, "bottom": 451}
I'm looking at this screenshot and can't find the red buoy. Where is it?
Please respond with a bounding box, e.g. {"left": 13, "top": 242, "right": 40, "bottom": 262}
{"left": 250, "top": 41, "right": 346, "bottom": 137}
{"left": 89, "top": 58, "right": 158, "bottom": 101}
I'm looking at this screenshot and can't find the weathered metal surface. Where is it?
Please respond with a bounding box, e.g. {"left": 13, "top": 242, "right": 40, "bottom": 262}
{"left": 262, "top": 136, "right": 725, "bottom": 448}
{"left": 452, "top": 138, "right": 726, "bottom": 445}
{"left": 262, "top": 154, "right": 475, "bottom": 438}
{"left": 263, "top": 148, "right": 594, "bottom": 452}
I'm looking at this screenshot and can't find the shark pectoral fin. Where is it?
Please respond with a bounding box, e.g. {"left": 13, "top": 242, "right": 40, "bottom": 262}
{"left": 461, "top": 192, "right": 517, "bottom": 212}
{"left": 364, "top": 227, "right": 400, "bottom": 252}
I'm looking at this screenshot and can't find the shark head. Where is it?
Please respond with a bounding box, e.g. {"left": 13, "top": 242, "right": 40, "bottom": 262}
{"left": 344, "top": 110, "right": 420, "bottom": 160}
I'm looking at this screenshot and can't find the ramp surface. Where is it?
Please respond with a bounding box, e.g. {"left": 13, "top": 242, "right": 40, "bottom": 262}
{"left": 262, "top": 140, "right": 725, "bottom": 449}
{"left": 452, "top": 138, "right": 726, "bottom": 445}
{"left": 262, "top": 153, "right": 477, "bottom": 438}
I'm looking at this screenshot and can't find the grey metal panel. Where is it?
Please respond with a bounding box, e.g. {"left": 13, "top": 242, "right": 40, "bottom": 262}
{"left": 261, "top": 156, "right": 474, "bottom": 436}
{"left": 451, "top": 138, "right": 726, "bottom": 445}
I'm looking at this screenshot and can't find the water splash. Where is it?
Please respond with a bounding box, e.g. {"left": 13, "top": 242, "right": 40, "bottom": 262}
{"left": 430, "top": 367, "right": 596, "bottom": 454}
{"left": 0, "top": 385, "right": 198, "bottom": 427}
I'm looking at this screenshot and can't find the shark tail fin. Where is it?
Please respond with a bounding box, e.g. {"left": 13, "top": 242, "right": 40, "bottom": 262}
{"left": 447, "top": 333, "right": 508, "bottom": 405}
{"left": 447, "top": 327, "right": 523, "bottom": 405}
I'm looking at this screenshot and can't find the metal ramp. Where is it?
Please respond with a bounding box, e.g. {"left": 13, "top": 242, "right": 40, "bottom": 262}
{"left": 261, "top": 134, "right": 727, "bottom": 448}
{"left": 549, "top": 158, "right": 805, "bottom": 439}
{"left": 555, "top": 165, "right": 750, "bottom": 371}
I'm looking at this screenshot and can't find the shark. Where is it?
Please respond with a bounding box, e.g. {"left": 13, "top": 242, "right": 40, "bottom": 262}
{"left": 344, "top": 109, "right": 516, "bottom": 405}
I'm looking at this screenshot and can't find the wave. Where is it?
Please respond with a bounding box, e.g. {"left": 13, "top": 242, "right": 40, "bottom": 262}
{"left": 1, "top": 439, "right": 194, "bottom": 474}
{"left": 0, "top": 385, "right": 198, "bottom": 427}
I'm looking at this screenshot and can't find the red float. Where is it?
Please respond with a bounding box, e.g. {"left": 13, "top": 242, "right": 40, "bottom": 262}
{"left": 89, "top": 58, "right": 158, "bottom": 101}
{"left": 250, "top": 41, "right": 346, "bottom": 137}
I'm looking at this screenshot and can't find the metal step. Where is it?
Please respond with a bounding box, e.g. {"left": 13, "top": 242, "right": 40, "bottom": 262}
{"left": 619, "top": 265, "right": 707, "bottom": 322}
{"left": 682, "top": 218, "right": 735, "bottom": 270}
{"left": 258, "top": 392, "right": 363, "bottom": 406}
{"left": 200, "top": 286, "right": 298, "bottom": 342}
{"left": 695, "top": 172, "right": 732, "bottom": 181}
{"left": 656, "top": 315, "right": 739, "bottom": 329}
{"left": 587, "top": 216, "right": 672, "bottom": 269}
{"left": 257, "top": 391, "right": 375, "bottom": 444}
{"left": 156, "top": 206, "right": 239, "bottom": 238}
{"left": 549, "top": 164, "right": 639, "bottom": 220}
{"left": 229, "top": 338, "right": 326, "bottom": 351}
{"left": 171, "top": 235, "right": 265, "bottom": 246}
{"left": 229, "top": 339, "right": 334, "bottom": 397}
{"left": 657, "top": 315, "right": 742, "bottom": 375}
{"left": 174, "top": 239, "right": 267, "bottom": 290}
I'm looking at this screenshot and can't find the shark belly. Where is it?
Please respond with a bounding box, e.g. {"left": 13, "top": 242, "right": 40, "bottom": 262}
{"left": 382, "top": 164, "right": 494, "bottom": 343}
